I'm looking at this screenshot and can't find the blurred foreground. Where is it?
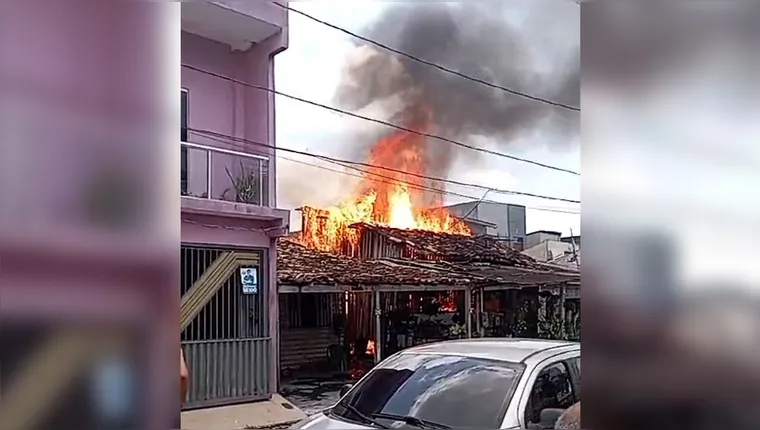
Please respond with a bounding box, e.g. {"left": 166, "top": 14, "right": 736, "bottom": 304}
{"left": 0, "top": 2, "right": 180, "bottom": 428}
{"left": 584, "top": 3, "right": 760, "bottom": 429}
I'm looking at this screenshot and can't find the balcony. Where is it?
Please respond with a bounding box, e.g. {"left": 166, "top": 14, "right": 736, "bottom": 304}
{"left": 181, "top": 141, "right": 270, "bottom": 208}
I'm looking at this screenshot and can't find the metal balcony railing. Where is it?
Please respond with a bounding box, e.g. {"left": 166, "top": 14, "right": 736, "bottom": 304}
{"left": 181, "top": 141, "right": 270, "bottom": 207}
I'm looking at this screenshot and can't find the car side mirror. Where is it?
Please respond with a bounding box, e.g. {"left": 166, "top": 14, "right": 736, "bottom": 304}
{"left": 339, "top": 383, "right": 353, "bottom": 398}
{"left": 540, "top": 408, "right": 564, "bottom": 427}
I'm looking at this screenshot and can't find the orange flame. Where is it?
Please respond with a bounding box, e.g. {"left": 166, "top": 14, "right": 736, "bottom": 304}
{"left": 366, "top": 340, "right": 376, "bottom": 356}
{"left": 434, "top": 293, "right": 458, "bottom": 312}
{"left": 300, "top": 126, "right": 471, "bottom": 253}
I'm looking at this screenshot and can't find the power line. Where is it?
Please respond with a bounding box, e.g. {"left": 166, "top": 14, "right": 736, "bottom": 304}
{"left": 272, "top": 2, "right": 581, "bottom": 112}
{"left": 181, "top": 64, "right": 580, "bottom": 176}
{"left": 277, "top": 155, "right": 580, "bottom": 215}
{"left": 187, "top": 127, "right": 581, "bottom": 204}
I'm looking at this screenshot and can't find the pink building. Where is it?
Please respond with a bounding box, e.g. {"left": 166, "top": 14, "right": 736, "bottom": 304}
{"left": 180, "top": 2, "right": 289, "bottom": 409}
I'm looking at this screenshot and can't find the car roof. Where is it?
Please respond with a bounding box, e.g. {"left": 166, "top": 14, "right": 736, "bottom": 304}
{"left": 398, "top": 338, "right": 579, "bottom": 364}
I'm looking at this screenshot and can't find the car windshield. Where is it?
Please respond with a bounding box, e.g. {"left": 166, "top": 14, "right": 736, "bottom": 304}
{"left": 333, "top": 352, "right": 523, "bottom": 429}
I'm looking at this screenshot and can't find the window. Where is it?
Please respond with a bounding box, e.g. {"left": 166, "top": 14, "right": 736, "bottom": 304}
{"left": 568, "top": 357, "right": 581, "bottom": 399}
{"left": 524, "top": 362, "right": 576, "bottom": 427}
{"left": 333, "top": 353, "right": 523, "bottom": 429}
{"left": 181, "top": 89, "right": 188, "bottom": 142}
{"left": 181, "top": 89, "right": 188, "bottom": 195}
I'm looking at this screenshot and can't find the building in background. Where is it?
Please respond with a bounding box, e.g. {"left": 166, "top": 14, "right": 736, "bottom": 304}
{"left": 561, "top": 235, "right": 581, "bottom": 248}
{"left": 522, "top": 230, "right": 581, "bottom": 270}
{"left": 444, "top": 201, "right": 526, "bottom": 249}
{"left": 524, "top": 230, "right": 563, "bottom": 249}
{"left": 456, "top": 217, "right": 499, "bottom": 237}
{"left": 179, "top": 2, "right": 289, "bottom": 409}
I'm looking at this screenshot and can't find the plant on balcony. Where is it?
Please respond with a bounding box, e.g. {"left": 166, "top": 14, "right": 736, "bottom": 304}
{"left": 223, "top": 161, "right": 260, "bottom": 204}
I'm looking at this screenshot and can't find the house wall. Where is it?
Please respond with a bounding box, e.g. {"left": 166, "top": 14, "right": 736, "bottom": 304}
{"left": 445, "top": 202, "right": 526, "bottom": 244}
{"left": 524, "top": 231, "right": 562, "bottom": 249}
{"left": 180, "top": 12, "right": 289, "bottom": 395}
{"left": 278, "top": 293, "right": 340, "bottom": 377}
{"left": 523, "top": 240, "right": 573, "bottom": 262}
{"left": 182, "top": 30, "right": 285, "bottom": 207}
{"left": 463, "top": 219, "right": 489, "bottom": 236}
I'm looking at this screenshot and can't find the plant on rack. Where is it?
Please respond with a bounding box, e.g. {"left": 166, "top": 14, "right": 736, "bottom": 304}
{"left": 537, "top": 296, "right": 578, "bottom": 341}
{"left": 538, "top": 312, "right": 569, "bottom": 340}
{"left": 222, "top": 161, "right": 260, "bottom": 204}
{"left": 565, "top": 312, "right": 580, "bottom": 341}
{"left": 508, "top": 300, "right": 531, "bottom": 337}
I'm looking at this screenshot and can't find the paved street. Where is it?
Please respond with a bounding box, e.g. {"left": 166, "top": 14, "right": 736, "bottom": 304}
{"left": 281, "top": 375, "right": 349, "bottom": 416}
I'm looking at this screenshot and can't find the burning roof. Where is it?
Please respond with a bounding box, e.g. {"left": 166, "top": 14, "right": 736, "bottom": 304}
{"left": 277, "top": 239, "right": 481, "bottom": 287}
{"left": 349, "top": 223, "right": 541, "bottom": 268}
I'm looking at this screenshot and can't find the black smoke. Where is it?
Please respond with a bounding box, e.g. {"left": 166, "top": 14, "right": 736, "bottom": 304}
{"left": 333, "top": 1, "right": 580, "bottom": 175}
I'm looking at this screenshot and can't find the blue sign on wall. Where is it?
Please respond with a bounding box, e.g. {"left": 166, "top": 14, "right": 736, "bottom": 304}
{"left": 240, "top": 267, "right": 258, "bottom": 294}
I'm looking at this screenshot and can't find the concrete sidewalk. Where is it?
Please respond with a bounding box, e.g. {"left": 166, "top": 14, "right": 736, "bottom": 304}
{"left": 181, "top": 394, "right": 307, "bottom": 429}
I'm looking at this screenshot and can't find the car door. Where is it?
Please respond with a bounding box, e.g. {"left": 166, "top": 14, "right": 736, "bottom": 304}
{"left": 519, "top": 352, "right": 580, "bottom": 429}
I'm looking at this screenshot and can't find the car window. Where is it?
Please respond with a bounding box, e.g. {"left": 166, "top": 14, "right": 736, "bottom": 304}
{"left": 524, "top": 361, "right": 576, "bottom": 427}
{"left": 570, "top": 357, "right": 580, "bottom": 384}
{"left": 335, "top": 353, "right": 524, "bottom": 429}
{"left": 567, "top": 357, "right": 581, "bottom": 401}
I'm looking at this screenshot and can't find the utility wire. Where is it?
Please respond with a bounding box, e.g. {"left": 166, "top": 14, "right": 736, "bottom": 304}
{"left": 187, "top": 127, "right": 581, "bottom": 204}
{"left": 277, "top": 155, "right": 580, "bottom": 215}
{"left": 272, "top": 2, "right": 581, "bottom": 112}
{"left": 462, "top": 190, "right": 492, "bottom": 219}
{"left": 182, "top": 63, "right": 580, "bottom": 176}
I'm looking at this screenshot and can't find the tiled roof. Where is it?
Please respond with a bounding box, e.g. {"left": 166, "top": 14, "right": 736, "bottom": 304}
{"left": 278, "top": 226, "right": 579, "bottom": 288}
{"left": 349, "top": 223, "right": 541, "bottom": 268}
{"left": 277, "top": 239, "right": 480, "bottom": 286}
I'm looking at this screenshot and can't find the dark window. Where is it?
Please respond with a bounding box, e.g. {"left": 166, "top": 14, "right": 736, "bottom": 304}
{"left": 525, "top": 361, "right": 576, "bottom": 427}
{"left": 300, "top": 293, "right": 318, "bottom": 327}
{"left": 181, "top": 89, "right": 188, "bottom": 142}
{"left": 333, "top": 353, "right": 523, "bottom": 429}
{"left": 568, "top": 357, "right": 581, "bottom": 399}
{"left": 181, "top": 89, "right": 188, "bottom": 195}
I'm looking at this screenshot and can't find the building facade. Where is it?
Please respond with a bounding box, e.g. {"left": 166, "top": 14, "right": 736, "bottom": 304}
{"left": 522, "top": 231, "right": 581, "bottom": 270}
{"left": 180, "top": 2, "right": 289, "bottom": 409}
{"left": 524, "top": 230, "right": 563, "bottom": 250}
{"left": 444, "top": 201, "right": 526, "bottom": 248}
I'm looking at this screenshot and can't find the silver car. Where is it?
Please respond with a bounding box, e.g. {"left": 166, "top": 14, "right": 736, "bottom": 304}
{"left": 291, "top": 338, "right": 580, "bottom": 429}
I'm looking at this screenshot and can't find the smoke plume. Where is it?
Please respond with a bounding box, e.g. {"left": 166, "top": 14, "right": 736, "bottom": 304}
{"left": 334, "top": 1, "right": 580, "bottom": 176}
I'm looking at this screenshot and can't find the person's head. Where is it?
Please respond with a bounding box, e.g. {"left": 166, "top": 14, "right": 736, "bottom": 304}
{"left": 555, "top": 402, "right": 581, "bottom": 429}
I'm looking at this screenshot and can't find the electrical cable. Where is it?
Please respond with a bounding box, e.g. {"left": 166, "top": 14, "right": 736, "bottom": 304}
{"left": 272, "top": 2, "right": 581, "bottom": 112}
{"left": 277, "top": 155, "right": 580, "bottom": 215}
{"left": 181, "top": 63, "right": 580, "bottom": 176}
{"left": 187, "top": 127, "right": 581, "bottom": 204}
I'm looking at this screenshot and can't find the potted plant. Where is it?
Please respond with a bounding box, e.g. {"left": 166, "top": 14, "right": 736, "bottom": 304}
{"left": 222, "top": 161, "right": 260, "bottom": 204}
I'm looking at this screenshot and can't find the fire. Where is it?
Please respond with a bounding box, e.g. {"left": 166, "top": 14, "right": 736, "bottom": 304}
{"left": 433, "top": 293, "right": 459, "bottom": 312}
{"left": 366, "top": 340, "right": 376, "bottom": 356}
{"left": 300, "top": 127, "right": 471, "bottom": 253}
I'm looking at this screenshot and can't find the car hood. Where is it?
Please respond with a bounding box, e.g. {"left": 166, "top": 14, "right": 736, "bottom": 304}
{"left": 290, "top": 412, "right": 374, "bottom": 430}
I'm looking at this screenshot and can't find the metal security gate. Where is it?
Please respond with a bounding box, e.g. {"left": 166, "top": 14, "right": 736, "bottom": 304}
{"left": 180, "top": 245, "right": 272, "bottom": 409}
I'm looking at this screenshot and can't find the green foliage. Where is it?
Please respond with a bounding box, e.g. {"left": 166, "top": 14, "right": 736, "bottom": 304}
{"left": 537, "top": 296, "right": 580, "bottom": 341}
{"left": 223, "top": 161, "right": 260, "bottom": 204}
{"left": 509, "top": 300, "right": 531, "bottom": 337}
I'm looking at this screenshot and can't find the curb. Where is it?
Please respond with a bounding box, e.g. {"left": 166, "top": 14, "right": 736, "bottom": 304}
{"left": 244, "top": 419, "right": 301, "bottom": 429}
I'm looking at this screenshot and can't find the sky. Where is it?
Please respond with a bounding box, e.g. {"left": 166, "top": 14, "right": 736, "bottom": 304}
{"left": 273, "top": 1, "right": 581, "bottom": 237}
